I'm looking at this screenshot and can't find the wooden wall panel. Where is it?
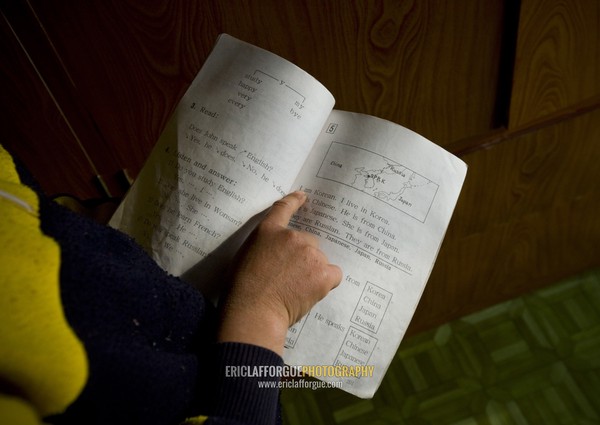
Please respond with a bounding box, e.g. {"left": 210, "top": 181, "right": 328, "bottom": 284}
{"left": 410, "top": 191, "right": 600, "bottom": 335}
{"left": 211, "top": 0, "right": 508, "bottom": 145}
{"left": 0, "top": 8, "right": 97, "bottom": 197}
{"left": 509, "top": 0, "right": 600, "bottom": 127}
{"left": 449, "top": 108, "right": 600, "bottom": 237}
{"left": 2, "top": 0, "right": 598, "bottom": 334}
{"left": 2, "top": 2, "right": 134, "bottom": 198}
{"left": 19, "top": 0, "right": 505, "bottom": 198}
{"left": 408, "top": 108, "right": 600, "bottom": 334}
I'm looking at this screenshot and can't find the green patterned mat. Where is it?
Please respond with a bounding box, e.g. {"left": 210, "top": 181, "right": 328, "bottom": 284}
{"left": 281, "top": 269, "right": 600, "bottom": 424}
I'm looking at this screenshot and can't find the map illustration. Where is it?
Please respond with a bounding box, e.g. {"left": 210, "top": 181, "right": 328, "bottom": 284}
{"left": 317, "top": 142, "right": 438, "bottom": 222}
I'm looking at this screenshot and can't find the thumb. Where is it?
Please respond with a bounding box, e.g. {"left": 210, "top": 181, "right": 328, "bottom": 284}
{"left": 263, "top": 191, "right": 307, "bottom": 227}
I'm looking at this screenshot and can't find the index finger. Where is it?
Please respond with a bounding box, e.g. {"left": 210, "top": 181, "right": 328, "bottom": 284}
{"left": 264, "top": 191, "right": 307, "bottom": 227}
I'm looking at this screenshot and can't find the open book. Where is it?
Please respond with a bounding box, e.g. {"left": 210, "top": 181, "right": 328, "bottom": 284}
{"left": 109, "top": 34, "right": 466, "bottom": 398}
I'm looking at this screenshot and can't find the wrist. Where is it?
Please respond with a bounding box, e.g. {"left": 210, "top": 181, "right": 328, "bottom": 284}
{"left": 217, "top": 305, "right": 289, "bottom": 356}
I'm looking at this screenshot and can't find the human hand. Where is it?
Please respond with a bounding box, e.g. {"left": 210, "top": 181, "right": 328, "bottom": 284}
{"left": 217, "top": 191, "right": 342, "bottom": 355}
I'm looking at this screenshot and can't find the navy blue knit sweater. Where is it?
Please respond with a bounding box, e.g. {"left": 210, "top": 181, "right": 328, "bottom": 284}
{"left": 16, "top": 164, "right": 283, "bottom": 424}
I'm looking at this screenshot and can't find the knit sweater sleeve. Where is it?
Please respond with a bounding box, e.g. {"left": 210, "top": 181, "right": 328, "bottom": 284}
{"left": 3, "top": 145, "right": 283, "bottom": 425}
{"left": 203, "top": 342, "right": 284, "bottom": 424}
{"left": 39, "top": 196, "right": 284, "bottom": 425}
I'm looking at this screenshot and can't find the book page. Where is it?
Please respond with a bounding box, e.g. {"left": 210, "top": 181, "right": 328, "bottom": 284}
{"left": 283, "top": 110, "right": 467, "bottom": 398}
{"left": 110, "top": 35, "right": 334, "bottom": 286}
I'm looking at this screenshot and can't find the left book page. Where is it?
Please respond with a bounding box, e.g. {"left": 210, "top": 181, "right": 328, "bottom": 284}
{"left": 110, "top": 34, "right": 335, "bottom": 286}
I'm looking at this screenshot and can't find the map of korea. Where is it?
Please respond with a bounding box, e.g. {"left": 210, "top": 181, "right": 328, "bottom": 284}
{"left": 317, "top": 142, "right": 438, "bottom": 222}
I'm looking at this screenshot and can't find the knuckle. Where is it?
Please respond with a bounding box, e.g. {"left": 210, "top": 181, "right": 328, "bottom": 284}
{"left": 283, "top": 228, "right": 304, "bottom": 246}
{"left": 299, "top": 243, "right": 320, "bottom": 261}
{"left": 272, "top": 199, "right": 291, "bottom": 209}
{"left": 256, "top": 220, "right": 279, "bottom": 235}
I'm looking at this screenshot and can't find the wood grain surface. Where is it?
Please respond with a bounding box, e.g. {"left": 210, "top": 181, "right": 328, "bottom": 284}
{"left": 1, "top": 0, "right": 599, "bottom": 334}
{"left": 8, "top": 0, "right": 506, "bottom": 197}
{"left": 0, "top": 7, "right": 96, "bottom": 197}
{"left": 410, "top": 108, "right": 600, "bottom": 334}
{"left": 509, "top": 0, "right": 600, "bottom": 127}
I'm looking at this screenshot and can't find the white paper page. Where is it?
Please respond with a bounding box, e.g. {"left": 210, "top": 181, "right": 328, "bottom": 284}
{"left": 283, "top": 110, "right": 467, "bottom": 398}
{"left": 110, "top": 35, "right": 334, "bottom": 286}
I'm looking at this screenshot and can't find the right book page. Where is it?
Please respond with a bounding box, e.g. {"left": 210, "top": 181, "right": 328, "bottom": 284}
{"left": 284, "top": 110, "right": 467, "bottom": 398}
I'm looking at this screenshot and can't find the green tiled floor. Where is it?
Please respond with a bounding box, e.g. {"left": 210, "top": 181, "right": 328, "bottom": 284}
{"left": 281, "top": 269, "right": 600, "bottom": 424}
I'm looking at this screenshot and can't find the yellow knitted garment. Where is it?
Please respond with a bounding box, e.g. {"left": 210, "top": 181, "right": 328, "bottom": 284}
{"left": 0, "top": 146, "right": 87, "bottom": 424}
